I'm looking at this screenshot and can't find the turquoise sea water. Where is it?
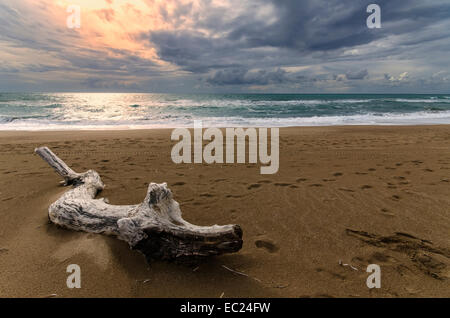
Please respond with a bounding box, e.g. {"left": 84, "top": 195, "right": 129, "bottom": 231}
{"left": 1, "top": 93, "right": 450, "bottom": 130}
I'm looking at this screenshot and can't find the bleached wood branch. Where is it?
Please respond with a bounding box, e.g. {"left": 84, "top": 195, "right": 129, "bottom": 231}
{"left": 35, "top": 147, "right": 243, "bottom": 262}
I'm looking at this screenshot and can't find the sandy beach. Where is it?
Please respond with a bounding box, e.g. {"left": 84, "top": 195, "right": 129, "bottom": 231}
{"left": 0, "top": 125, "right": 449, "bottom": 298}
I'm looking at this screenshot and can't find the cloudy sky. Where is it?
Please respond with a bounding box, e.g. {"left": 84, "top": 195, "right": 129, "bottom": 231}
{"left": 0, "top": 0, "right": 449, "bottom": 93}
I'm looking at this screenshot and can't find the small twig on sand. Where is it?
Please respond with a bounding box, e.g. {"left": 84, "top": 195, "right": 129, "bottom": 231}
{"left": 43, "top": 294, "right": 58, "bottom": 298}
{"left": 222, "top": 265, "right": 262, "bottom": 283}
{"left": 338, "top": 260, "right": 358, "bottom": 271}
{"left": 136, "top": 278, "right": 151, "bottom": 284}
{"left": 273, "top": 284, "right": 289, "bottom": 289}
{"left": 222, "top": 265, "right": 249, "bottom": 277}
{"left": 220, "top": 292, "right": 225, "bottom": 298}
{"left": 222, "top": 265, "right": 289, "bottom": 289}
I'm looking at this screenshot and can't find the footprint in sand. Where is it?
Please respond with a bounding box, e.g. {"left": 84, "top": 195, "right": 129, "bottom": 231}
{"left": 346, "top": 229, "right": 450, "bottom": 280}
{"left": 226, "top": 194, "right": 244, "bottom": 198}
{"left": 333, "top": 172, "right": 343, "bottom": 177}
{"left": 255, "top": 239, "right": 279, "bottom": 253}
{"left": 172, "top": 182, "right": 186, "bottom": 186}
{"left": 368, "top": 252, "right": 397, "bottom": 265}
{"left": 274, "top": 183, "right": 291, "bottom": 187}
{"left": 380, "top": 208, "right": 395, "bottom": 217}
{"left": 296, "top": 178, "right": 308, "bottom": 182}
{"left": 247, "top": 183, "right": 261, "bottom": 190}
{"left": 315, "top": 268, "right": 346, "bottom": 280}
{"left": 361, "top": 185, "right": 372, "bottom": 190}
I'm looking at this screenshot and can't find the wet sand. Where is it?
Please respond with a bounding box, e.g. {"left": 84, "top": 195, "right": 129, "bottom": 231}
{"left": 0, "top": 125, "right": 449, "bottom": 297}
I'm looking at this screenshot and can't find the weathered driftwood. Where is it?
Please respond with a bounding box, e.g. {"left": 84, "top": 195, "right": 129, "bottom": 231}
{"left": 35, "top": 147, "right": 243, "bottom": 262}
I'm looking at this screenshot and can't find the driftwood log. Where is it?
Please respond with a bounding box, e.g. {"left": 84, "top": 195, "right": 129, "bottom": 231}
{"left": 35, "top": 147, "right": 243, "bottom": 263}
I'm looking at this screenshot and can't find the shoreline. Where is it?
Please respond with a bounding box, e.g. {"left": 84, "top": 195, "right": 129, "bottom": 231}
{"left": 1, "top": 125, "right": 449, "bottom": 297}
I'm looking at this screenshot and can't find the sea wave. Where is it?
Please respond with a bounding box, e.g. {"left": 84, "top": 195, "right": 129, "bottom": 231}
{"left": 393, "top": 98, "right": 450, "bottom": 103}
{"left": 2, "top": 110, "right": 450, "bottom": 130}
{"left": 160, "top": 99, "right": 374, "bottom": 108}
{"left": 1, "top": 93, "right": 450, "bottom": 130}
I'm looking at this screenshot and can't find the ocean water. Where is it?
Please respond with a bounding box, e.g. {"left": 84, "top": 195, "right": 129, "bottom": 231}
{"left": 1, "top": 93, "right": 450, "bottom": 130}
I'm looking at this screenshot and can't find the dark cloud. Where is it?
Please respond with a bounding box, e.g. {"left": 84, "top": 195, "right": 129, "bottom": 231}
{"left": 147, "top": 30, "right": 249, "bottom": 73}
{"left": 206, "top": 68, "right": 293, "bottom": 86}
{"left": 149, "top": 30, "right": 221, "bottom": 73}
{"left": 346, "top": 69, "right": 369, "bottom": 80}
{"left": 143, "top": 0, "right": 450, "bottom": 91}
{"left": 228, "top": 0, "right": 450, "bottom": 52}
{"left": 1, "top": 0, "right": 449, "bottom": 92}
